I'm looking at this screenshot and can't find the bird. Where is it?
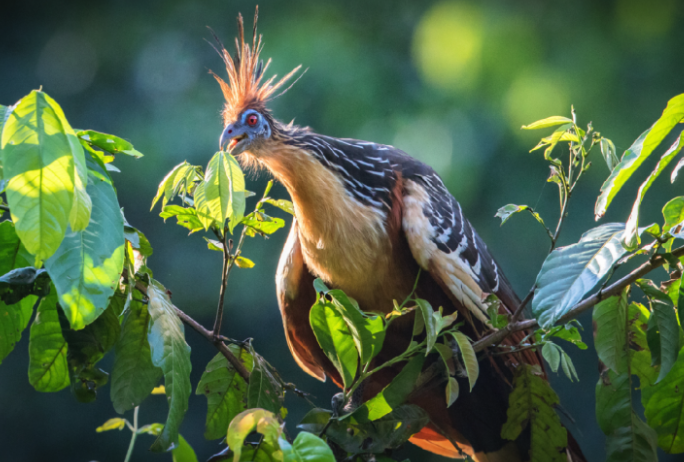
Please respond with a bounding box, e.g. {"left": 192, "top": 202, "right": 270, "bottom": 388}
{"left": 215, "top": 9, "right": 586, "bottom": 462}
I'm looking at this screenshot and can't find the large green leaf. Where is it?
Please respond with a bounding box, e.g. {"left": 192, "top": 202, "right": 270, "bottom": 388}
{"left": 151, "top": 161, "right": 197, "bottom": 211}
{"left": 147, "top": 279, "right": 192, "bottom": 452}
{"left": 160, "top": 205, "right": 204, "bottom": 234}
{"left": 248, "top": 348, "right": 284, "bottom": 415}
{"left": 281, "top": 431, "right": 335, "bottom": 462}
{"left": 624, "top": 131, "right": 684, "bottom": 249}
{"left": 44, "top": 162, "right": 125, "bottom": 330}
{"left": 110, "top": 293, "right": 163, "bottom": 413}
{"left": 68, "top": 134, "right": 92, "bottom": 233}
{"left": 501, "top": 365, "right": 567, "bottom": 462}
{"left": 351, "top": 354, "right": 424, "bottom": 422}
{"left": 194, "top": 151, "right": 245, "bottom": 233}
{"left": 310, "top": 299, "right": 358, "bottom": 389}
{"left": 637, "top": 279, "right": 680, "bottom": 382}
{"left": 643, "top": 346, "right": 684, "bottom": 453}
{"left": 533, "top": 223, "right": 627, "bottom": 329}
{"left": 596, "top": 94, "right": 684, "bottom": 219}
{"left": 1, "top": 90, "right": 79, "bottom": 260}
{"left": 28, "top": 290, "right": 70, "bottom": 392}
{"left": 325, "top": 288, "right": 380, "bottom": 366}
{"left": 196, "top": 347, "right": 253, "bottom": 440}
{"left": 593, "top": 288, "right": 631, "bottom": 374}
{"left": 596, "top": 369, "right": 658, "bottom": 462}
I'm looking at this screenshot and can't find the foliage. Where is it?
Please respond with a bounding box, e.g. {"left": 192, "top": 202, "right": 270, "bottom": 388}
{"left": 3, "top": 83, "right": 684, "bottom": 462}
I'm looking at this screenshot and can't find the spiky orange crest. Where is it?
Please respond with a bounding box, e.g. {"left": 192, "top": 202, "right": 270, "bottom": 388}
{"left": 213, "top": 7, "right": 301, "bottom": 125}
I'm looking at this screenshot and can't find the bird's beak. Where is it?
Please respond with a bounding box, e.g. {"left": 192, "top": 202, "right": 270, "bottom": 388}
{"left": 219, "top": 124, "right": 249, "bottom": 155}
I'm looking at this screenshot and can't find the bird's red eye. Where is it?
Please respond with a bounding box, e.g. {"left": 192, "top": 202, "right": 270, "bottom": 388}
{"left": 247, "top": 114, "right": 259, "bottom": 126}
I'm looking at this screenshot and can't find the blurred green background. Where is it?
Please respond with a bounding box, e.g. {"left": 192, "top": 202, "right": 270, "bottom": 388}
{"left": 1, "top": 0, "right": 683, "bottom": 461}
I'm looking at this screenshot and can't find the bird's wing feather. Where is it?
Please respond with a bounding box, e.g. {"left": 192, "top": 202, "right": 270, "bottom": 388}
{"left": 275, "top": 218, "right": 327, "bottom": 382}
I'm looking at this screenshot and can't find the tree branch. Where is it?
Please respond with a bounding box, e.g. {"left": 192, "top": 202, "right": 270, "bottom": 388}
{"left": 131, "top": 279, "right": 251, "bottom": 382}
{"left": 474, "top": 244, "right": 684, "bottom": 353}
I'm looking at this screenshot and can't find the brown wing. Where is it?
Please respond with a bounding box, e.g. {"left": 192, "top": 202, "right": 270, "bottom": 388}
{"left": 275, "top": 218, "right": 328, "bottom": 382}
{"left": 401, "top": 175, "right": 541, "bottom": 368}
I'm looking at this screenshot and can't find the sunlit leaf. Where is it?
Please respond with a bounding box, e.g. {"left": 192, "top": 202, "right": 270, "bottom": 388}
{"left": 310, "top": 299, "right": 358, "bottom": 389}
{"left": 226, "top": 409, "right": 283, "bottom": 462}
{"left": 147, "top": 279, "right": 192, "bottom": 452}
{"left": 281, "top": 431, "right": 336, "bottom": 462}
{"left": 596, "top": 369, "right": 658, "bottom": 461}
{"left": 671, "top": 157, "right": 684, "bottom": 183}
{"left": 501, "top": 365, "right": 567, "bottom": 462}
{"left": 96, "top": 417, "right": 127, "bottom": 432}
{"left": 28, "top": 290, "right": 70, "bottom": 392}
{"left": 78, "top": 130, "right": 143, "bottom": 158}
{"left": 624, "top": 131, "right": 684, "bottom": 250}
{"left": 1, "top": 90, "right": 78, "bottom": 260}
{"left": 241, "top": 213, "right": 285, "bottom": 235}
{"left": 194, "top": 151, "right": 245, "bottom": 233}
{"left": 110, "top": 294, "right": 163, "bottom": 414}
{"left": 172, "top": 435, "right": 199, "bottom": 462}
{"left": 150, "top": 162, "right": 198, "bottom": 211}
{"left": 451, "top": 331, "right": 478, "bottom": 391}
{"left": 522, "top": 116, "right": 573, "bottom": 130}
{"left": 351, "top": 354, "right": 424, "bottom": 421}
{"left": 264, "top": 198, "right": 294, "bottom": 216}
{"left": 643, "top": 347, "right": 684, "bottom": 453}
{"left": 235, "top": 256, "right": 255, "bottom": 268}
{"left": 68, "top": 133, "right": 91, "bottom": 232}
{"left": 663, "top": 197, "right": 684, "bottom": 238}
{"left": 326, "top": 289, "right": 379, "bottom": 365}
{"left": 596, "top": 94, "right": 684, "bottom": 219}
{"left": 44, "top": 161, "right": 125, "bottom": 330}
{"left": 160, "top": 205, "right": 204, "bottom": 234}
{"left": 196, "top": 347, "right": 252, "bottom": 440}
{"left": 533, "top": 223, "right": 627, "bottom": 329}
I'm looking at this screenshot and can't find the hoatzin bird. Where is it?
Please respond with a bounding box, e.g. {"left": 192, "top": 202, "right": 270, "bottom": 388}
{"left": 215, "top": 10, "right": 586, "bottom": 462}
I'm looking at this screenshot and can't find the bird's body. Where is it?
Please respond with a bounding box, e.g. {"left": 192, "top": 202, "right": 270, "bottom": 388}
{"left": 214, "top": 10, "right": 586, "bottom": 461}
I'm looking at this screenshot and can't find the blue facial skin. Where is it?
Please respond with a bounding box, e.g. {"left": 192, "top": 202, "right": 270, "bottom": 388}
{"left": 219, "top": 109, "right": 272, "bottom": 155}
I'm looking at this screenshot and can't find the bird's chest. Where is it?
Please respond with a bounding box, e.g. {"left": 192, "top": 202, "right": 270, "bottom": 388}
{"left": 295, "top": 205, "right": 417, "bottom": 313}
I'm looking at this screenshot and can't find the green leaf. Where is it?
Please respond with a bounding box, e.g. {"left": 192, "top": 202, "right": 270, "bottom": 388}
{"left": 446, "top": 376, "right": 459, "bottom": 407}
{"left": 78, "top": 130, "right": 144, "bottom": 158}
{"left": 542, "top": 342, "right": 561, "bottom": 373}
{"left": 596, "top": 94, "right": 684, "bottom": 219}
{"left": 241, "top": 213, "right": 285, "bottom": 235}
{"left": 264, "top": 198, "right": 294, "bottom": 215}
{"left": 310, "top": 299, "right": 358, "bottom": 389}
{"left": 663, "top": 197, "right": 684, "bottom": 237}
{"left": 0, "top": 298, "right": 34, "bottom": 365}
{"left": 415, "top": 298, "right": 437, "bottom": 355}
{"left": 194, "top": 151, "right": 245, "bottom": 233}
{"left": 151, "top": 162, "right": 197, "bottom": 211}
{"left": 172, "top": 435, "right": 198, "bottom": 462}
{"left": 282, "top": 431, "right": 336, "bottom": 462}
{"left": 235, "top": 256, "right": 255, "bottom": 268}
{"left": 68, "top": 129, "right": 92, "bottom": 232}
{"left": 44, "top": 162, "right": 125, "bottom": 330}
{"left": 593, "top": 288, "right": 631, "bottom": 374}
{"left": 1, "top": 90, "right": 78, "bottom": 261}
{"left": 227, "top": 409, "right": 283, "bottom": 462}
{"left": 636, "top": 279, "right": 681, "bottom": 383}
{"left": 643, "top": 346, "right": 684, "bottom": 453}
{"left": 160, "top": 205, "right": 204, "bottom": 234}
{"left": 351, "top": 354, "right": 425, "bottom": 421}
{"left": 522, "top": 116, "right": 573, "bottom": 130}
{"left": 596, "top": 369, "right": 658, "bottom": 462}
{"left": 501, "top": 365, "right": 567, "bottom": 462}
{"left": 147, "top": 279, "right": 192, "bottom": 452}
{"left": 110, "top": 293, "right": 163, "bottom": 414}
{"left": 624, "top": 131, "right": 684, "bottom": 250}
{"left": 533, "top": 223, "right": 627, "bottom": 329}
{"left": 248, "top": 348, "right": 284, "bottom": 415}
{"left": 600, "top": 138, "right": 620, "bottom": 172}
{"left": 450, "top": 331, "right": 478, "bottom": 391}
{"left": 28, "top": 290, "right": 70, "bottom": 392}
{"left": 196, "top": 347, "right": 252, "bottom": 440}
{"left": 327, "top": 289, "right": 378, "bottom": 366}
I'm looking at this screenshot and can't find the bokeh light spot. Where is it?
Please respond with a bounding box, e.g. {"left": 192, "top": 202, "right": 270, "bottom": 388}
{"left": 615, "top": 0, "right": 676, "bottom": 41}
{"left": 504, "top": 69, "right": 570, "bottom": 137}
{"left": 36, "top": 32, "right": 98, "bottom": 96}
{"left": 412, "top": 1, "right": 483, "bottom": 93}
{"left": 393, "top": 117, "right": 453, "bottom": 175}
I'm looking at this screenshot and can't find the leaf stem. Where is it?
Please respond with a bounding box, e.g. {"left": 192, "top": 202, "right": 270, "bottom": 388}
{"left": 212, "top": 225, "right": 230, "bottom": 337}
{"left": 123, "top": 406, "right": 139, "bottom": 462}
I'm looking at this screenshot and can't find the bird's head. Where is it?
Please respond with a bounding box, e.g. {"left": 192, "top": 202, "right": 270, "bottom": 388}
{"left": 214, "top": 7, "right": 301, "bottom": 161}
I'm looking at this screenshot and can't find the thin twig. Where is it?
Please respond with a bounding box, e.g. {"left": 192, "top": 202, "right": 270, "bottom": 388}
{"left": 212, "top": 226, "right": 230, "bottom": 337}
{"left": 123, "top": 406, "right": 139, "bottom": 462}
{"left": 474, "top": 244, "right": 684, "bottom": 353}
